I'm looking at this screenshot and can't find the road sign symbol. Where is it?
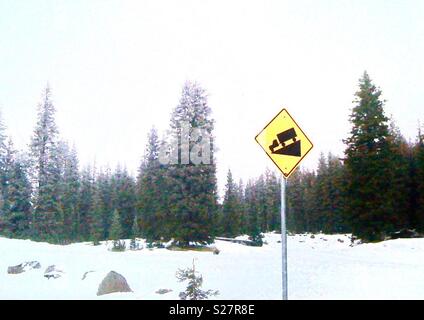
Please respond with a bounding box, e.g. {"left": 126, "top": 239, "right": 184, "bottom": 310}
{"left": 255, "top": 108, "right": 313, "bottom": 178}
{"left": 269, "top": 128, "right": 301, "bottom": 156}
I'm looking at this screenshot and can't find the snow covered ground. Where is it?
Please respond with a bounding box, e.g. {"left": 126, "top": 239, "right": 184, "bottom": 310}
{"left": 1, "top": 233, "right": 424, "bottom": 300}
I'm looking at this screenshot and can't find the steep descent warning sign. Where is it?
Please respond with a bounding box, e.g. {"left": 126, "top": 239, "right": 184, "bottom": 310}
{"left": 255, "top": 108, "right": 313, "bottom": 178}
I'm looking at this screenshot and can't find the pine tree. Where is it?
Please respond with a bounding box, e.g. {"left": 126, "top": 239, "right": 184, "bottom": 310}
{"left": 166, "top": 82, "right": 218, "bottom": 246}
{"left": 343, "top": 72, "right": 404, "bottom": 241}
{"left": 221, "top": 170, "right": 241, "bottom": 237}
{"left": 30, "top": 86, "right": 62, "bottom": 242}
{"left": 137, "top": 127, "right": 167, "bottom": 242}
{"left": 2, "top": 140, "right": 32, "bottom": 237}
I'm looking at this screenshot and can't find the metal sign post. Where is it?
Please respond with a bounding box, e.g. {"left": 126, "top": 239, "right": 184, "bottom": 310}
{"left": 281, "top": 176, "right": 288, "bottom": 300}
{"left": 255, "top": 107, "right": 313, "bottom": 301}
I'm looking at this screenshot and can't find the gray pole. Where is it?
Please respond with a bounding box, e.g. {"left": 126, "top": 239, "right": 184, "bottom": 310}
{"left": 281, "top": 176, "right": 288, "bottom": 300}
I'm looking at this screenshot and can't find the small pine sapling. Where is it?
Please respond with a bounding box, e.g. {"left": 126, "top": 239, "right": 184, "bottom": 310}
{"left": 176, "top": 259, "right": 219, "bottom": 300}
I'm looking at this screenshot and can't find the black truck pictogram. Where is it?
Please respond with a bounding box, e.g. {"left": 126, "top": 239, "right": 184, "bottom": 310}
{"left": 269, "top": 128, "right": 301, "bottom": 157}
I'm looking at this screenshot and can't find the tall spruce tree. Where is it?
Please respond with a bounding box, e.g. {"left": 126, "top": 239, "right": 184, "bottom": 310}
{"left": 30, "top": 86, "right": 63, "bottom": 242}
{"left": 343, "top": 72, "right": 404, "bottom": 241}
{"left": 166, "top": 82, "right": 218, "bottom": 245}
{"left": 137, "top": 127, "right": 167, "bottom": 242}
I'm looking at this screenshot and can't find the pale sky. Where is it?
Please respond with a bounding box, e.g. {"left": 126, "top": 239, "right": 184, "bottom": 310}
{"left": 0, "top": 0, "right": 423, "bottom": 196}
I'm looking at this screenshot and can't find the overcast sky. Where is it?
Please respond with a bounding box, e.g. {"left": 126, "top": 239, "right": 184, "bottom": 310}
{"left": 0, "top": 0, "right": 423, "bottom": 196}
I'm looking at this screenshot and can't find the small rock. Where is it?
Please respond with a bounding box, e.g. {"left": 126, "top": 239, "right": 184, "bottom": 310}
{"left": 44, "top": 265, "right": 64, "bottom": 280}
{"left": 8, "top": 261, "right": 41, "bottom": 274}
{"left": 310, "top": 234, "right": 315, "bottom": 239}
{"left": 213, "top": 248, "right": 220, "bottom": 255}
{"left": 337, "top": 239, "right": 344, "bottom": 243}
{"left": 97, "top": 271, "right": 133, "bottom": 296}
{"left": 82, "top": 271, "right": 95, "bottom": 280}
{"left": 156, "top": 289, "right": 173, "bottom": 295}
{"left": 8, "top": 265, "right": 24, "bottom": 274}
{"left": 45, "top": 265, "right": 56, "bottom": 273}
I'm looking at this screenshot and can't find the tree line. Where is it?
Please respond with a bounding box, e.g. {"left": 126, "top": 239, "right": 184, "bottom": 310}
{"left": 218, "top": 72, "right": 424, "bottom": 243}
{"left": 0, "top": 82, "right": 218, "bottom": 245}
{"left": 1, "top": 73, "right": 424, "bottom": 244}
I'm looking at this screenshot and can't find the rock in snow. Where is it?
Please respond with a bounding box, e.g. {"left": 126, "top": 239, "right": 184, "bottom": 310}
{"left": 81, "top": 271, "right": 95, "bottom": 280}
{"left": 7, "top": 261, "right": 41, "bottom": 274}
{"left": 44, "top": 265, "right": 64, "bottom": 279}
{"left": 156, "top": 288, "right": 173, "bottom": 295}
{"left": 3, "top": 233, "right": 424, "bottom": 299}
{"left": 97, "top": 271, "right": 133, "bottom": 296}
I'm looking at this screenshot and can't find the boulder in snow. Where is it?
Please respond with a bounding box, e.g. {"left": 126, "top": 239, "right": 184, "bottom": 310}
{"left": 97, "top": 271, "right": 133, "bottom": 296}
{"left": 7, "top": 261, "right": 41, "bottom": 274}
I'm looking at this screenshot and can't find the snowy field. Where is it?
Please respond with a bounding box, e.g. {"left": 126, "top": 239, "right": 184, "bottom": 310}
{"left": 1, "top": 233, "right": 424, "bottom": 300}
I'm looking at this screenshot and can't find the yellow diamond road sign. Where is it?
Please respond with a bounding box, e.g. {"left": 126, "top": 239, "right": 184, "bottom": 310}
{"left": 255, "top": 108, "right": 313, "bottom": 178}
